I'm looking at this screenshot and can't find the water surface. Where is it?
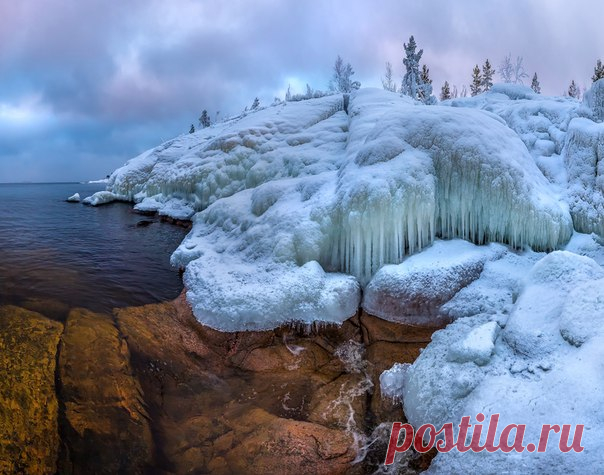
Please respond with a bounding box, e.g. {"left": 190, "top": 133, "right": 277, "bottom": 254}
{"left": 0, "top": 183, "right": 187, "bottom": 317}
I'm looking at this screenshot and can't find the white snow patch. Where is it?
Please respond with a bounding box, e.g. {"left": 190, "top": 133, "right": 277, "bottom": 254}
{"left": 103, "top": 88, "right": 578, "bottom": 331}
{"left": 82, "top": 190, "right": 126, "bottom": 206}
{"left": 66, "top": 193, "right": 80, "bottom": 203}
{"left": 362, "top": 240, "right": 506, "bottom": 324}
{"left": 390, "top": 251, "right": 604, "bottom": 473}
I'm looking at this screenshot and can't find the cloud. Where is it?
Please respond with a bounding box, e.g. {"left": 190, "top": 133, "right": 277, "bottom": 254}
{"left": 1, "top": 0, "right": 603, "bottom": 181}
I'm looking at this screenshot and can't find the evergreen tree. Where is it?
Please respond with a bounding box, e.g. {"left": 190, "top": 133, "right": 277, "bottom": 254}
{"left": 531, "top": 73, "right": 541, "bottom": 94}
{"left": 420, "top": 64, "right": 432, "bottom": 85}
{"left": 440, "top": 81, "right": 451, "bottom": 101}
{"left": 329, "top": 55, "right": 360, "bottom": 93}
{"left": 401, "top": 35, "right": 423, "bottom": 100}
{"left": 198, "top": 110, "right": 211, "bottom": 128}
{"left": 592, "top": 59, "right": 604, "bottom": 82}
{"left": 305, "top": 84, "right": 313, "bottom": 98}
{"left": 418, "top": 64, "right": 435, "bottom": 104}
{"left": 568, "top": 80, "right": 580, "bottom": 99}
{"left": 470, "top": 65, "right": 482, "bottom": 96}
{"left": 251, "top": 97, "right": 260, "bottom": 109}
{"left": 482, "top": 59, "right": 495, "bottom": 91}
{"left": 189, "top": 124, "right": 195, "bottom": 134}
{"left": 382, "top": 61, "right": 396, "bottom": 92}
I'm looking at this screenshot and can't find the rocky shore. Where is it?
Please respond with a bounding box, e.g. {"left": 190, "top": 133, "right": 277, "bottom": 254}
{"left": 0, "top": 293, "right": 441, "bottom": 474}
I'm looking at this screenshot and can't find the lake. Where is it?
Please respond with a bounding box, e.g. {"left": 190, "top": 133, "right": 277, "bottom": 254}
{"left": 0, "top": 183, "right": 187, "bottom": 318}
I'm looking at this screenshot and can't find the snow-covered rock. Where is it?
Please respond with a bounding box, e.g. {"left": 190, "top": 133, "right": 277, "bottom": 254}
{"left": 449, "top": 84, "right": 579, "bottom": 185}
{"left": 584, "top": 78, "right": 604, "bottom": 122}
{"left": 563, "top": 118, "right": 604, "bottom": 235}
{"left": 362, "top": 240, "right": 505, "bottom": 324}
{"left": 105, "top": 88, "right": 577, "bottom": 331}
{"left": 66, "top": 193, "right": 80, "bottom": 203}
{"left": 390, "top": 251, "right": 604, "bottom": 473}
{"left": 441, "top": 249, "right": 543, "bottom": 319}
{"left": 82, "top": 191, "right": 126, "bottom": 206}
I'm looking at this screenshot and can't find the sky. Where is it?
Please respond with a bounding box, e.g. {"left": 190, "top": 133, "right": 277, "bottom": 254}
{"left": 1, "top": 0, "right": 603, "bottom": 183}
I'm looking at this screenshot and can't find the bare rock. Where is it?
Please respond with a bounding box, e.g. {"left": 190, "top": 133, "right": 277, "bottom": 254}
{"left": 0, "top": 306, "right": 63, "bottom": 474}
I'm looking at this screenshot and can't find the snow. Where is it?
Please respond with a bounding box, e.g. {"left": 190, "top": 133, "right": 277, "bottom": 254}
{"left": 95, "top": 82, "right": 604, "bottom": 469}
{"left": 584, "top": 78, "right": 604, "bottom": 122}
{"left": 82, "top": 190, "right": 126, "bottom": 206}
{"left": 362, "top": 240, "right": 506, "bottom": 324}
{"left": 87, "top": 178, "right": 109, "bottom": 184}
{"left": 66, "top": 193, "right": 80, "bottom": 203}
{"left": 441, "top": 249, "right": 543, "bottom": 319}
{"left": 563, "top": 117, "right": 604, "bottom": 235}
{"left": 447, "top": 321, "right": 499, "bottom": 366}
{"left": 98, "top": 87, "right": 603, "bottom": 332}
{"left": 386, "top": 251, "right": 604, "bottom": 473}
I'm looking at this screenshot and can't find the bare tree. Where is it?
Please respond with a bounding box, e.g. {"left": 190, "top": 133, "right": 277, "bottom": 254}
{"left": 499, "top": 54, "right": 514, "bottom": 83}
{"left": 382, "top": 61, "right": 397, "bottom": 92}
{"left": 513, "top": 56, "right": 529, "bottom": 84}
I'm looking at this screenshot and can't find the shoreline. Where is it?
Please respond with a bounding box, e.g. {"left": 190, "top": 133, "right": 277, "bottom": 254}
{"left": 0, "top": 288, "right": 443, "bottom": 473}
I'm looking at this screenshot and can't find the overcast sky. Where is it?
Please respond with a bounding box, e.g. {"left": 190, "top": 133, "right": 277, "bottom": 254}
{"left": 1, "top": 0, "right": 603, "bottom": 182}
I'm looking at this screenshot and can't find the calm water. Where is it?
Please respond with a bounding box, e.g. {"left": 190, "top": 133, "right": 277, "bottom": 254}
{"left": 0, "top": 183, "right": 187, "bottom": 318}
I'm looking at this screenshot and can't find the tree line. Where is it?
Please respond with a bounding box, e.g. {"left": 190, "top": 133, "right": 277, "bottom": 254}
{"left": 189, "top": 38, "right": 604, "bottom": 133}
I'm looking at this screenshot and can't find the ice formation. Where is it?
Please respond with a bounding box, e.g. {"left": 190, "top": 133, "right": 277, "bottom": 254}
{"left": 96, "top": 87, "right": 597, "bottom": 330}
{"left": 66, "top": 193, "right": 80, "bottom": 203}
{"left": 362, "top": 240, "right": 506, "bottom": 323}
{"left": 583, "top": 78, "right": 604, "bottom": 122}
{"left": 563, "top": 118, "right": 604, "bottom": 235}
{"left": 384, "top": 251, "right": 604, "bottom": 472}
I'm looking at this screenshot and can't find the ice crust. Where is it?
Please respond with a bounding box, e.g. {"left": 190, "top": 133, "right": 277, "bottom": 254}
{"left": 95, "top": 86, "right": 604, "bottom": 331}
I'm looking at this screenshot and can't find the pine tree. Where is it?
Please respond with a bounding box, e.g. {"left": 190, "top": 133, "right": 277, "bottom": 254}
{"left": 251, "top": 97, "right": 260, "bottom": 109}
{"left": 420, "top": 64, "right": 432, "bottom": 85}
{"left": 440, "top": 81, "right": 451, "bottom": 101}
{"left": 189, "top": 124, "right": 195, "bottom": 134}
{"left": 592, "top": 59, "right": 604, "bottom": 82}
{"left": 568, "top": 80, "right": 580, "bottom": 99}
{"left": 198, "top": 110, "right": 211, "bottom": 128}
{"left": 401, "top": 35, "right": 423, "bottom": 100}
{"left": 531, "top": 73, "right": 541, "bottom": 94}
{"left": 382, "top": 61, "right": 396, "bottom": 92}
{"left": 329, "top": 55, "right": 360, "bottom": 93}
{"left": 482, "top": 59, "right": 495, "bottom": 91}
{"left": 418, "top": 64, "right": 435, "bottom": 103}
{"left": 470, "top": 65, "right": 482, "bottom": 96}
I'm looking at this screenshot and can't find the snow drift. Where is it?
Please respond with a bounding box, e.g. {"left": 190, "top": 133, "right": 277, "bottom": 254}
{"left": 94, "top": 88, "right": 578, "bottom": 330}
{"left": 389, "top": 250, "right": 604, "bottom": 473}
